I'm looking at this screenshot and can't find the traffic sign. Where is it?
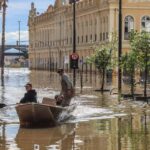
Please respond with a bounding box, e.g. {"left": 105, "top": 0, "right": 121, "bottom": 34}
{"left": 70, "top": 53, "right": 79, "bottom": 69}
{"left": 71, "top": 53, "right": 79, "bottom": 60}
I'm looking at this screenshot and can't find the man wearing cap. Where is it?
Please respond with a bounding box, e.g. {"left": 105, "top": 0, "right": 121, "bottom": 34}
{"left": 20, "top": 83, "right": 37, "bottom": 103}
{"left": 56, "top": 68, "right": 75, "bottom": 107}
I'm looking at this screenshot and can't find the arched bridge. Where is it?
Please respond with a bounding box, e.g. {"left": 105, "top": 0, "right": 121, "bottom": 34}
{"left": 3, "top": 45, "right": 28, "bottom": 53}
{"left": 0, "top": 45, "right": 28, "bottom": 58}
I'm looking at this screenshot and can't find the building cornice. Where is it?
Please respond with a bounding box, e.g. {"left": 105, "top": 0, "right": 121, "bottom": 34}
{"left": 123, "top": 6, "right": 150, "bottom": 10}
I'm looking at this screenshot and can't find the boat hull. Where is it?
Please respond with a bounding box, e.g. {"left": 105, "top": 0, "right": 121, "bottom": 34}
{"left": 15, "top": 103, "right": 65, "bottom": 128}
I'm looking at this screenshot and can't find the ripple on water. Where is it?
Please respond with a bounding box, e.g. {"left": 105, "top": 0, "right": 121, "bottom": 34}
{"left": 0, "top": 107, "right": 19, "bottom": 124}
{"left": 66, "top": 105, "right": 127, "bottom": 123}
{"left": 80, "top": 95, "right": 99, "bottom": 99}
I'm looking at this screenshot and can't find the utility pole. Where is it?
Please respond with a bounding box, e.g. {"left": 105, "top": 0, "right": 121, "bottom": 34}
{"left": 118, "top": 0, "right": 122, "bottom": 94}
{"left": 59, "top": 17, "right": 61, "bottom": 68}
{"left": 69, "top": 0, "right": 77, "bottom": 86}
{"left": 0, "top": 0, "right": 7, "bottom": 86}
{"left": 73, "top": 0, "right": 76, "bottom": 87}
{"left": 18, "top": 21, "right": 21, "bottom": 57}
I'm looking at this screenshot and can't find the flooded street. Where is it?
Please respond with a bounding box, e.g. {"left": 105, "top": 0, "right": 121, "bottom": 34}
{"left": 0, "top": 68, "right": 150, "bottom": 150}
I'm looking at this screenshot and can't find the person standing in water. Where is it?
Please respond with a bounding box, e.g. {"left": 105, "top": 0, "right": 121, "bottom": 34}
{"left": 55, "top": 68, "right": 75, "bottom": 107}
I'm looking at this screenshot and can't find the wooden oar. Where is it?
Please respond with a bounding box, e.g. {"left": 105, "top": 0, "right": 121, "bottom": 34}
{"left": 0, "top": 103, "right": 17, "bottom": 108}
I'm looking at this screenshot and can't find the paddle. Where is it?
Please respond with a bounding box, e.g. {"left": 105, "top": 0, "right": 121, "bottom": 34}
{"left": 0, "top": 103, "right": 17, "bottom": 108}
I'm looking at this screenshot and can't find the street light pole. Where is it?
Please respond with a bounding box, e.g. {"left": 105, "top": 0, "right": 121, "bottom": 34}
{"left": 118, "top": 0, "right": 122, "bottom": 94}
{"left": 18, "top": 20, "right": 21, "bottom": 56}
{"left": 73, "top": 0, "right": 76, "bottom": 86}
{"left": 1, "top": 0, "right": 7, "bottom": 86}
{"left": 59, "top": 17, "right": 62, "bottom": 68}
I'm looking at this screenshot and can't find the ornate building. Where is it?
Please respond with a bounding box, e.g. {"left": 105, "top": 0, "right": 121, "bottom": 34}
{"left": 28, "top": 0, "right": 150, "bottom": 71}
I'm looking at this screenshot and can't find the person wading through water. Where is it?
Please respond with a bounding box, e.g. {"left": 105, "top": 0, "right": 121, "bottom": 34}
{"left": 55, "top": 68, "right": 75, "bottom": 107}
{"left": 20, "top": 83, "right": 37, "bottom": 103}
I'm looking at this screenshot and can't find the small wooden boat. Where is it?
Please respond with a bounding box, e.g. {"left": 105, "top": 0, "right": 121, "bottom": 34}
{"left": 15, "top": 98, "right": 76, "bottom": 128}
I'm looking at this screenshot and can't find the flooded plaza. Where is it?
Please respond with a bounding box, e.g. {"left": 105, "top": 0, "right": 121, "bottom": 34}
{"left": 0, "top": 68, "right": 150, "bottom": 150}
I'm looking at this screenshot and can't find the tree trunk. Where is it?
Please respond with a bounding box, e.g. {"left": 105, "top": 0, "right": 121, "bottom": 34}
{"left": 130, "top": 66, "right": 135, "bottom": 97}
{"left": 144, "top": 51, "right": 148, "bottom": 102}
{"left": 130, "top": 71, "right": 134, "bottom": 97}
{"left": 101, "top": 68, "right": 105, "bottom": 92}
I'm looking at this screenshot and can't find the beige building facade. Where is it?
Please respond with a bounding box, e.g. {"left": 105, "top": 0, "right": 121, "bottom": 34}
{"left": 28, "top": 0, "right": 150, "bottom": 71}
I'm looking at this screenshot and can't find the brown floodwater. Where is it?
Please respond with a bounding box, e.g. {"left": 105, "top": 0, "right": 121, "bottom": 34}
{"left": 0, "top": 68, "right": 150, "bottom": 150}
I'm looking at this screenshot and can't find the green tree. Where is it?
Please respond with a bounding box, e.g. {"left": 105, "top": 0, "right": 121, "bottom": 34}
{"left": 87, "top": 33, "right": 117, "bottom": 92}
{"left": 130, "top": 31, "right": 150, "bottom": 100}
{"left": 121, "top": 51, "right": 139, "bottom": 96}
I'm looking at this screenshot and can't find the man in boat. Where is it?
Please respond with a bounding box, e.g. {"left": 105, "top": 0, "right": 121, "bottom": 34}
{"left": 20, "top": 83, "right": 37, "bottom": 103}
{"left": 55, "top": 68, "right": 75, "bottom": 107}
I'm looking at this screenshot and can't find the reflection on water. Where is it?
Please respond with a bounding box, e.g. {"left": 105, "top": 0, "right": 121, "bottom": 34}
{"left": 15, "top": 123, "right": 75, "bottom": 150}
{"left": 0, "top": 68, "right": 150, "bottom": 150}
{"left": 0, "top": 115, "right": 150, "bottom": 150}
{"left": 0, "top": 123, "right": 75, "bottom": 150}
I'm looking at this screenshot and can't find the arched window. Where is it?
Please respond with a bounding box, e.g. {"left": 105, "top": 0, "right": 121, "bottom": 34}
{"left": 124, "top": 16, "right": 134, "bottom": 40}
{"left": 141, "top": 16, "right": 150, "bottom": 32}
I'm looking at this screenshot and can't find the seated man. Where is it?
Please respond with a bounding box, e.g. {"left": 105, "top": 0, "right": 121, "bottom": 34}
{"left": 20, "top": 83, "right": 37, "bottom": 103}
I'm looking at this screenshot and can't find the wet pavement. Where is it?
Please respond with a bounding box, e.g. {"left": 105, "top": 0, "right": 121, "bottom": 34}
{"left": 0, "top": 68, "right": 150, "bottom": 150}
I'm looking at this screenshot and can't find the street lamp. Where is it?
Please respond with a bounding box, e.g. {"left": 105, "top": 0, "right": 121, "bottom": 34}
{"left": 118, "top": 0, "right": 122, "bottom": 94}
{"left": 0, "top": 0, "right": 7, "bottom": 86}
{"left": 18, "top": 20, "right": 21, "bottom": 56}
{"left": 69, "top": 0, "right": 79, "bottom": 87}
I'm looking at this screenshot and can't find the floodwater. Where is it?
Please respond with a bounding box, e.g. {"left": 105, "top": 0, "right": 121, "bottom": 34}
{"left": 0, "top": 68, "right": 150, "bottom": 150}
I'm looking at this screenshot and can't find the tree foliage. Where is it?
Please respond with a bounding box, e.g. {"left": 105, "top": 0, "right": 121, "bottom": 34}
{"left": 130, "top": 31, "right": 150, "bottom": 69}
{"left": 128, "top": 30, "right": 150, "bottom": 98}
{"left": 121, "top": 51, "right": 139, "bottom": 95}
{"left": 87, "top": 33, "right": 117, "bottom": 91}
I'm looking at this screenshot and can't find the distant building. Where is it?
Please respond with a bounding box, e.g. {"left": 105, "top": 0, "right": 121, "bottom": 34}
{"left": 4, "top": 48, "right": 27, "bottom": 67}
{"left": 28, "top": 0, "right": 150, "bottom": 71}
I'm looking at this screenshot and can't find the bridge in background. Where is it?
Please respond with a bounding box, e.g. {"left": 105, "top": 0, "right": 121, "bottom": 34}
{"left": 2, "top": 45, "right": 28, "bottom": 53}
{"left": 0, "top": 45, "right": 28, "bottom": 58}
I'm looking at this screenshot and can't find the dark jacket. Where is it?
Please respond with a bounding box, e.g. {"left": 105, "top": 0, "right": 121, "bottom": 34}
{"left": 20, "top": 89, "right": 37, "bottom": 103}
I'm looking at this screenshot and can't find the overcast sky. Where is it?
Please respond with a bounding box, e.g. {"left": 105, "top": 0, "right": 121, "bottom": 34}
{"left": 0, "top": 0, "right": 54, "bottom": 45}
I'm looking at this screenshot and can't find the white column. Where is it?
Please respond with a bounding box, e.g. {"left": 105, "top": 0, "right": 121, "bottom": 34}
{"left": 109, "top": 8, "right": 115, "bottom": 34}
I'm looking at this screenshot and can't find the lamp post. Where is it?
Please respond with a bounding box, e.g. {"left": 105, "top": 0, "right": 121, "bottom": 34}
{"left": 59, "top": 17, "right": 62, "bottom": 68}
{"left": 118, "top": 0, "right": 122, "bottom": 94}
{"left": 0, "top": 0, "right": 7, "bottom": 86}
{"left": 69, "top": 0, "right": 78, "bottom": 86}
{"left": 18, "top": 20, "right": 21, "bottom": 56}
{"left": 73, "top": 0, "right": 76, "bottom": 87}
